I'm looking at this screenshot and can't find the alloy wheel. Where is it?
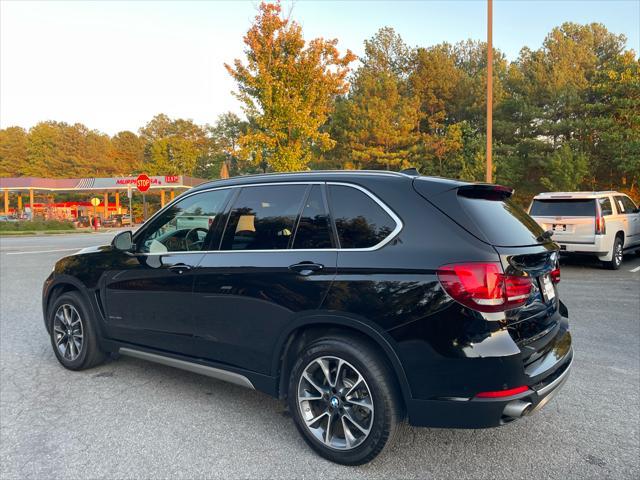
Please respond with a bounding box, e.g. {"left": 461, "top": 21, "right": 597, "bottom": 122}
{"left": 53, "top": 304, "right": 84, "bottom": 361}
{"left": 297, "top": 356, "right": 374, "bottom": 450}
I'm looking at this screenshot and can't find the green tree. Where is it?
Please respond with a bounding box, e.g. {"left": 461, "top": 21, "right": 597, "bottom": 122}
{"left": 582, "top": 50, "right": 640, "bottom": 190}
{"left": 539, "top": 144, "right": 589, "bottom": 191}
{"left": 411, "top": 44, "right": 461, "bottom": 134}
{"left": 226, "top": 1, "right": 355, "bottom": 172}
{"left": 495, "top": 22, "right": 635, "bottom": 197}
{"left": 450, "top": 40, "right": 509, "bottom": 127}
{"left": 139, "top": 114, "right": 210, "bottom": 175}
{"left": 409, "top": 45, "right": 463, "bottom": 175}
{"left": 110, "top": 131, "right": 145, "bottom": 175}
{"left": 83, "top": 128, "right": 112, "bottom": 176}
{"left": 25, "top": 122, "right": 63, "bottom": 176}
{"left": 332, "top": 28, "right": 419, "bottom": 170}
{"left": 25, "top": 122, "right": 95, "bottom": 177}
{"left": 197, "top": 112, "right": 251, "bottom": 178}
{"left": 362, "top": 26, "right": 414, "bottom": 78}
{"left": 0, "top": 127, "right": 28, "bottom": 176}
{"left": 24, "top": 122, "right": 114, "bottom": 177}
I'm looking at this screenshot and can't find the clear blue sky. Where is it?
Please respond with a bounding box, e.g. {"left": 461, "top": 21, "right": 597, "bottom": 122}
{"left": 1, "top": 0, "right": 638, "bottom": 135}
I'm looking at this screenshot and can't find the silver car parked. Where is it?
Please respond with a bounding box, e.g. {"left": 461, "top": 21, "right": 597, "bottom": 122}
{"left": 529, "top": 191, "right": 640, "bottom": 269}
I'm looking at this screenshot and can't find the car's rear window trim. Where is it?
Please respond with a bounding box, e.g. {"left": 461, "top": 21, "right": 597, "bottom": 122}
{"left": 131, "top": 181, "right": 403, "bottom": 255}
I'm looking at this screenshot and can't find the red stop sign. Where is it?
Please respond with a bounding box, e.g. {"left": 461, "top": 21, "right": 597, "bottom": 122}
{"left": 136, "top": 174, "right": 151, "bottom": 192}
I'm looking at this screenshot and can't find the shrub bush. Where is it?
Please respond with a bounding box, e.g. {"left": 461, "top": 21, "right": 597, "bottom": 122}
{"left": 0, "top": 220, "right": 76, "bottom": 232}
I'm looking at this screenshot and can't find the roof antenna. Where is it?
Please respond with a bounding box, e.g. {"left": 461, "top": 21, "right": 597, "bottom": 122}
{"left": 399, "top": 167, "right": 420, "bottom": 176}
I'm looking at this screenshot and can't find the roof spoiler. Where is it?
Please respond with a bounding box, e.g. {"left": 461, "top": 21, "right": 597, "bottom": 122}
{"left": 456, "top": 183, "right": 514, "bottom": 199}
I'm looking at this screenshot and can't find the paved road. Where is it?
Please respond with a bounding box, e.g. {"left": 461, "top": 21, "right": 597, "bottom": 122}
{"left": 1, "top": 233, "right": 639, "bottom": 479}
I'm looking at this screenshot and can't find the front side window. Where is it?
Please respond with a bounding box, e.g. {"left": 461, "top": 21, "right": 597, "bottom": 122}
{"left": 221, "top": 185, "right": 307, "bottom": 251}
{"left": 598, "top": 197, "right": 613, "bottom": 216}
{"left": 327, "top": 185, "right": 397, "bottom": 249}
{"left": 138, "top": 189, "right": 231, "bottom": 253}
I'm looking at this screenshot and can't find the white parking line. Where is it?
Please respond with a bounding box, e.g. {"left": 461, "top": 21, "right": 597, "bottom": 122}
{"left": 5, "top": 248, "right": 80, "bottom": 256}
{"left": 630, "top": 266, "right": 640, "bottom": 273}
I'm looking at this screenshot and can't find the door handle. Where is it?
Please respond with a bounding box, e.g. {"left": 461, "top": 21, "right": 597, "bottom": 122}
{"left": 169, "top": 264, "right": 192, "bottom": 274}
{"left": 289, "top": 262, "right": 324, "bottom": 276}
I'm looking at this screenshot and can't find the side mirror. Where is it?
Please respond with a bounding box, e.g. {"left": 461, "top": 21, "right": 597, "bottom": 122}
{"left": 112, "top": 230, "right": 133, "bottom": 252}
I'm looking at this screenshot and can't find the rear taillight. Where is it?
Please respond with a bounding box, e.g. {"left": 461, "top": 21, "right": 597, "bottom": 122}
{"left": 595, "top": 215, "right": 606, "bottom": 235}
{"left": 550, "top": 267, "right": 561, "bottom": 284}
{"left": 437, "top": 262, "right": 533, "bottom": 313}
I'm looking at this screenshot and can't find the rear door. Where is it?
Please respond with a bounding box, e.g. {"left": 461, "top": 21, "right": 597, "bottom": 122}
{"left": 614, "top": 195, "right": 640, "bottom": 247}
{"left": 190, "top": 183, "right": 338, "bottom": 374}
{"left": 529, "top": 198, "right": 597, "bottom": 245}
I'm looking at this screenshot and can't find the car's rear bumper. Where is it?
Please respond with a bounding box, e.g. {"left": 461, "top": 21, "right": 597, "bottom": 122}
{"left": 558, "top": 244, "right": 607, "bottom": 255}
{"left": 406, "top": 347, "right": 573, "bottom": 429}
{"left": 555, "top": 235, "right": 611, "bottom": 258}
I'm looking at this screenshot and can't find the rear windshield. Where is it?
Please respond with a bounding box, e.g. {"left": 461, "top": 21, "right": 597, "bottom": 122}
{"left": 530, "top": 199, "right": 596, "bottom": 217}
{"left": 458, "top": 196, "right": 545, "bottom": 246}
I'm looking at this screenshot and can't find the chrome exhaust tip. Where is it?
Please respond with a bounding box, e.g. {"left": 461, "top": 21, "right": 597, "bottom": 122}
{"left": 503, "top": 400, "right": 532, "bottom": 418}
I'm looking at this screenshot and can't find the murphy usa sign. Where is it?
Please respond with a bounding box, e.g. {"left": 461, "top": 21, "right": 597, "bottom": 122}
{"left": 72, "top": 175, "right": 182, "bottom": 190}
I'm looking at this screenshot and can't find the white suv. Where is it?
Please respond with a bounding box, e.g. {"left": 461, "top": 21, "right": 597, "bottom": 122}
{"left": 529, "top": 191, "right": 640, "bottom": 269}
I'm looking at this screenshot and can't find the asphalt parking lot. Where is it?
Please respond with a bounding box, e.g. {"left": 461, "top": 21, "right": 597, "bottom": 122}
{"left": 1, "top": 232, "right": 639, "bottom": 479}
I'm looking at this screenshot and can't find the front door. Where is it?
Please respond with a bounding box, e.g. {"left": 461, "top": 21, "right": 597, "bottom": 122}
{"left": 191, "top": 183, "right": 338, "bottom": 374}
{"left": 103, "top": 188, "right": 232, "bottom": 354}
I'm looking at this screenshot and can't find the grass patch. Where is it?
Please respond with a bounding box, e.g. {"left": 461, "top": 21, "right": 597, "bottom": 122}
{"left": 0, "top": 220, "right": 76, "bottom": 232}
{"left": 0, "top": 230, "right": 92, "bottom": 236}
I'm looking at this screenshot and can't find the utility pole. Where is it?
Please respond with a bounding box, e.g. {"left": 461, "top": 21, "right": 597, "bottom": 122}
{"left": 486, "top": 0, "right": 493, "bottom": 183}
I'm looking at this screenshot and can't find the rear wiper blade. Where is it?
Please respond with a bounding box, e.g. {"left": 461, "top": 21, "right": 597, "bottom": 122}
{"left": 537, "top": 230, "right": 553, "bottom": 243}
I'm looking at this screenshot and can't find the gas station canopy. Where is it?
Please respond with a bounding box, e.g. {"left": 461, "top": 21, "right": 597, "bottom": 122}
{"left": 0, "top": 175, "right": 208, "bottom": 218}
{"left": 0, "top": 175, "right": 206, "bottom": 192}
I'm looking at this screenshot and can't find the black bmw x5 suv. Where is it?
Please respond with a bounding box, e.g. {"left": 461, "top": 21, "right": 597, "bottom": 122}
{"left": 43, "top": 170, "right": 573, "bottom": 465}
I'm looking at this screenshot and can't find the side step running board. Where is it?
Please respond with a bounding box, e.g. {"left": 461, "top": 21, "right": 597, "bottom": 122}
{"left": 119, "top": 347, "right": 255, "bottom": 390}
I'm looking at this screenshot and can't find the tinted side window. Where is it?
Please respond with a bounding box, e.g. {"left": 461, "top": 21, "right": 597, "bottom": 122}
{"left": 328, "top": 185, "right": 396, "bottom": 249}
{"left": 614, "top": 196, "right": 636, "bottom": 214}
{"left": 459, "top": 195, "right": 543, "bottom": 246}
{"left": 619, "top": 196, "right": 638, "bottom": 213}
{"left": 138, "top": 189, "right": 231, "bottom": 253}
{"left": 292, "top": 185, "right": 334, "bottom": 249}
{"left": 221, "top": 185, "right": 307, "bottom": 251}
{"left": 598, "top": 197, "right": 613, "bottom": 216}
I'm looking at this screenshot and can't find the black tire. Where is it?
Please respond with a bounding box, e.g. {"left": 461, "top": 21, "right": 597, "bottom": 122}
{"left": 287, "top": 335, "right": 402, "bottom": 465}
{"left": 602, "top": 236, "right": 623, "bottom": 270}
{"left": 48, "top": 291, "right": 106, "bottom": 370}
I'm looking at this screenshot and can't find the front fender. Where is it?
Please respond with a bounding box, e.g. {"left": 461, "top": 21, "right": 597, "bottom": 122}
{"left": 42, "top": 274, "right": 100, "bottom": 334}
